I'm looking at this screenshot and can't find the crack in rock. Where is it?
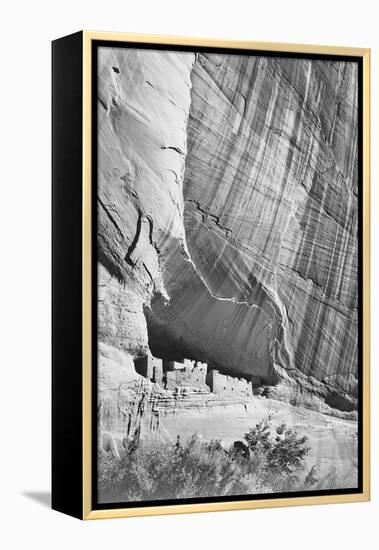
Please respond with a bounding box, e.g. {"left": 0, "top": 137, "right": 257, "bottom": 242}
{"left": 187, "top": 199, "right": 232, "bottom": 237}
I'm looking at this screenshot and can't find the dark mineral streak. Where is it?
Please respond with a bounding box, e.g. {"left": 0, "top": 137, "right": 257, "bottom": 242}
{"left": 97, "top": 48, "right": 358, "bottom": 453}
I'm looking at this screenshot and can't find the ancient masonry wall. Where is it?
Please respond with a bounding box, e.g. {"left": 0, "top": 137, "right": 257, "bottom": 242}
{"left": 134, "top": 354, "right": 163, "bottom": 385}
{"left": 164, "top": 359, "right": 208, "bottom": 390}
{"left": 134, "top": 354, "right": 261, "bottom": 396}
{"left": 206, "top": 369, "right": 260, "bottom": 398}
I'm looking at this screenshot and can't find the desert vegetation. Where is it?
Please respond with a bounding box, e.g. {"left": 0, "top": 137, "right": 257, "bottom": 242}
{"left": 98, "top": 416, "right": 356, "bottom": 503}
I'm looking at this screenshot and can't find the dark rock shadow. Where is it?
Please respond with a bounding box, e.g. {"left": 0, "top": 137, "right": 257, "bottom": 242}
{"left": 22, "top": 491, "right": 51, "bottom": 508}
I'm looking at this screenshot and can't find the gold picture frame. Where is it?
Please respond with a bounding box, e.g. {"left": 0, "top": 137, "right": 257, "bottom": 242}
{"left": 52, "top": 31, "right": 370, "bottom": 520}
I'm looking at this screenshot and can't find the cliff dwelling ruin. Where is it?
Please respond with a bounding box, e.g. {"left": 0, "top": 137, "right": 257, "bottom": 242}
{"left": 134, "top": 353, "right": 261, "bottom": 397}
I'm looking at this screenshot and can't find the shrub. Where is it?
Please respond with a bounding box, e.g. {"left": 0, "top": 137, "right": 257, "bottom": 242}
{"left": 99, "top": 434, "right": 252, "bottom": 502}
{"left": 98, "top": 417, "right": 312, "bottom": 502}
{"left": 244, "top": 416, "right": 310, "bottom": 488}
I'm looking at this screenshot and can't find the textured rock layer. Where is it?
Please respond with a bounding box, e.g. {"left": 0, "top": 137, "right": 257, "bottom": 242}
{"left": 183, "top": 55, "right": 358, "bottom": 391}
{"left": 98, "top": 48, "right": 358, "bottom": 413}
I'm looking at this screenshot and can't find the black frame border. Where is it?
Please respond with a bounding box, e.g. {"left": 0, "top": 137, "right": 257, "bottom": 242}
{"left": 52, "top": 31, "right": 84, "bottom": 519}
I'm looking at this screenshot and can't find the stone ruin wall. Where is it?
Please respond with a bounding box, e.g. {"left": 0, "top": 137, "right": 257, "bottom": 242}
{"left": 165, "top": 359, "right": 208, "bottom": 391}
{"left": 206, "top": 369, "right": 260, "bottom": 398}
{"left": 134, "top": 354, "right": 164, "bottom": 385}
{"left": 134, "top": 353, "right": 258, "bottom": 397}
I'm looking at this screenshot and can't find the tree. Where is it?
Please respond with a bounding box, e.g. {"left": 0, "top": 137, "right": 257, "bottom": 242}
{"left": 244, "top": 416, "right": 310, "bottom": 480}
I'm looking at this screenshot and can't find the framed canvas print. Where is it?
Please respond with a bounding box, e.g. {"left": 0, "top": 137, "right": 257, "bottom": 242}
{"left": 52, "top": 31, "right": 370, "bottom": 520}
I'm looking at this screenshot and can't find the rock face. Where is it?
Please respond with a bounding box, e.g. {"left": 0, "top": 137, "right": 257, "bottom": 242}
{"left": 98, "top": 48, "right": 358, "bottom": 408}
{"left": 183, "top": 55, "right": 358, "bottom": 391}
{"left": 97, "top": 47, "right": 359, "bottom": 486}
{"left": 97, "top": 47, "right": 195, "bottom": 359}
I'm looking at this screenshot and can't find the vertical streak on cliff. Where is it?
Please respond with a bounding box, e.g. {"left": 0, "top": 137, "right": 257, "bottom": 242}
{"left": 98, "top": 47, "right": 358, "bottom": 407}
{"left": 182, "top": 53, "right": 358, "bottom": 396}
{"left": 182, "top": 54, "right": 295, "bottom": 378}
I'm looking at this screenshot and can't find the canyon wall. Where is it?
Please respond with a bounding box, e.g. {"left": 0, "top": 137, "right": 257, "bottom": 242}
{"left": 97, "top": 47, "right": 359, "bottom": 422}
{"left": 97, "top": 46, "right": 195, "bottom": 358}
{"left": 183, "top": 54, "right": 358, "bottom": 396}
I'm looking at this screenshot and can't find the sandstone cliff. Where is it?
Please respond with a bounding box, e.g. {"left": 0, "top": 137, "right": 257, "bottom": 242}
{"left": 98, "top": 48, "right": 358, "bottom": 415}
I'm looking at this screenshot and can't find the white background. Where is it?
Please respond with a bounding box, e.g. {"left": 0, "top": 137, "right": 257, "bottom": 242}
{"left": 1, "top": 0, "right": 377, "bottom": 548}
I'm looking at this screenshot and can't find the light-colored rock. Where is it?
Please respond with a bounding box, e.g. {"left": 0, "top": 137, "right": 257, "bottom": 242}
{"left": 150, "top": 54, "right": 358, "bottom": 395}
{"left": 97, "top": 47, "right": 195, "bottom": 358}
{"left": 97, "top": 48, "right": 359, "bottom": 479}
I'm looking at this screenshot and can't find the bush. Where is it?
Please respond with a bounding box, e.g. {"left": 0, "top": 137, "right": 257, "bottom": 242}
{"left": 98, "top": 417, "right": 312, "bottom": 502}
{"left": 99, "top": 435, "right": 255, "bottom": 502}
{"left": 244, "top": 416, "right": 310, "bottom": 488}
